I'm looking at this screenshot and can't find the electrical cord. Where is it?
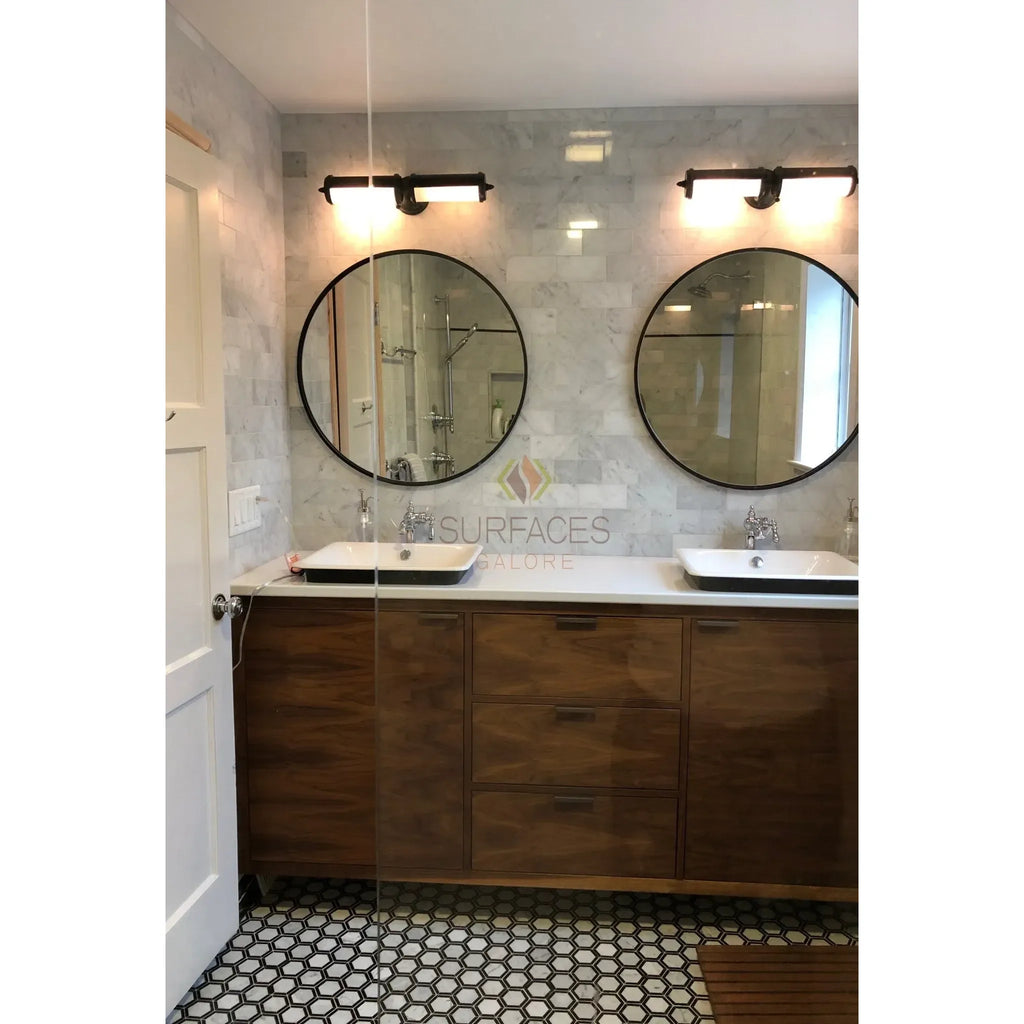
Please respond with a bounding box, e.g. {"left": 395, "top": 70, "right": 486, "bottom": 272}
{"left": 233, "top": 571, "right": 302, "bottom": 672}
{"left": 233, "top": 493, "right": 307, "bottom": 672}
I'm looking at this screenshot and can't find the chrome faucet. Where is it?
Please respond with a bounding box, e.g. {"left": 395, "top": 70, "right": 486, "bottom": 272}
{"left": 398, "top": 501, "right": 435, "bottom": 543}
{"left": 744, "top": 505, "right": 779, "bottom": 549}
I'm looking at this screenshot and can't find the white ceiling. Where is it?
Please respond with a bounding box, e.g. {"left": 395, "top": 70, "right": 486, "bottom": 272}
{"left": 167, "top": 0, "right": 857, "bottom": 113}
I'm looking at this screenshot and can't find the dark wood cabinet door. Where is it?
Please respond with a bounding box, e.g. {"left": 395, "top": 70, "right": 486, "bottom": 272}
{"left": 241, "top": 603, "right": 376, "bottom": 867}
{"left": 684, "top": 618, "right": 858, "bottom": 888}
{"left": 376, "top": 610, "right": 465, "bottom": 872}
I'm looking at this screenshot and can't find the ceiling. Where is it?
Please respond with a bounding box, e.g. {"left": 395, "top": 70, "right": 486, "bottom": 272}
{"left": 167, "top": 0, "right": 857, "bottom": 113}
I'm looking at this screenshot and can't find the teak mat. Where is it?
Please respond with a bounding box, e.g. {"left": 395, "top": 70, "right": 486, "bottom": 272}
{"left": 697, "top": 944, "right": 857, "bottom": 1023}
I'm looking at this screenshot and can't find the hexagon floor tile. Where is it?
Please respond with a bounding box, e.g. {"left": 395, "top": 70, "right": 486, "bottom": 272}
{"left": 170, "top": 878, "right": 857, "bottom": 1023}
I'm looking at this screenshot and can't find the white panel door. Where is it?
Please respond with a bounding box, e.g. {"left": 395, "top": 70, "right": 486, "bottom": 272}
{"left": 165, "top": 127, "right": 238, "bottom": 1016}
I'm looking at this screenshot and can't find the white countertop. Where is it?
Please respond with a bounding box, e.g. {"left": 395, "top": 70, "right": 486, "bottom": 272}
{"left": 231, "top": 552, "right": 858, "bottom": 611}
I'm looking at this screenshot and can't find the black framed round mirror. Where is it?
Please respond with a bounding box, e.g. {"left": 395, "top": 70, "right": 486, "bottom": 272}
{"left": 297, "top": 249, "right": 527, "bottom": 484}
{"left": 634, "top": 247, "right": 857, "bottom": 489}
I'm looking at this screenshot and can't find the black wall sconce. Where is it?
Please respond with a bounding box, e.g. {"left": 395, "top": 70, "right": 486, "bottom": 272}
{"left": 319, "top": 172, "right": 494, "bottom": 215}
{"left": 678, "top": 166, "right": 857, "bottom": 209}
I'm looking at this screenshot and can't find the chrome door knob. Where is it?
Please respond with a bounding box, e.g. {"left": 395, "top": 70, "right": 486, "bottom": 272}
{"left": 212, "top": 594, "right": 244, "bottom": 620}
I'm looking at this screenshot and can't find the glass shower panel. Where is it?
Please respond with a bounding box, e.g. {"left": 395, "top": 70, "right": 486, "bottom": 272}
{"left": 365, "top": 11, "right": 630, "bottom": 1019}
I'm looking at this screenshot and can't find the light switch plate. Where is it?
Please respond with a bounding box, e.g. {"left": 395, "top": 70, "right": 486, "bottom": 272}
{"left": 228, "top": 485, "right": 261, "bottom": 536}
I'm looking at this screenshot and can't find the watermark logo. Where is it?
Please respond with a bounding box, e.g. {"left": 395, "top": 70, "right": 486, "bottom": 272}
{"left": 498, "top": 455, "right": 552, "bottom": 503}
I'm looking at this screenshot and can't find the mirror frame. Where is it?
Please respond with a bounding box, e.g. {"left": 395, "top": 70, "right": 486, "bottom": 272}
{"left": 633, "top": 246, "right": 858, "bottom": 490}
{"left": 296, "top": 248, "right": 528, "bottom": 486}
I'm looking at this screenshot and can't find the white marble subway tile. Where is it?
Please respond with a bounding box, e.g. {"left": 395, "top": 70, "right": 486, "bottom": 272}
{"left": 529, "top": 434, "right": 580, "bottom": 460}
{"left": 531, "top": 230, "right": 584, "bottom": 256}
{"left": 554, "top": 256, "right": 607, "bottom": 282}
{"left": 506, "top": 255, "right": 557, "bottom": 282}
{"left": 580, "top": 229, "right": 633, "bottom": 256}
{"left": 267, "top": 103, "right": 857, "bottom": 554}
{"left": 578, "top": 484, "right": 629, "bottom": 509}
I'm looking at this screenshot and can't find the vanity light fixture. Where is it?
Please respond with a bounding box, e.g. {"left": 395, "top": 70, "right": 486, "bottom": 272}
{"left": 678, "top": 165, "right": 858, "bottom": 209}
{"left": 319, "top": 172, "right": 493, "bottom": 216}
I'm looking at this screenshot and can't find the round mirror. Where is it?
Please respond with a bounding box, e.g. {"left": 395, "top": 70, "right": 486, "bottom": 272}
{"left": 634, "top": 247, "right": 857, "bottom": 489}
{"left": 297, "top": 250, "right": 527, "bottom": 484}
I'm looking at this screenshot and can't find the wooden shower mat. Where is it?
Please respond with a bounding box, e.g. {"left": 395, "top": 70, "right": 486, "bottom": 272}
{"left": 696, "top": 944, "right": 857, "bottom": 1022}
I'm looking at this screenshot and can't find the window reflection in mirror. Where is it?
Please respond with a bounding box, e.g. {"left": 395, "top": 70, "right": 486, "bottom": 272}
{"left": 634, "top": 248, "right": 857, "bottom": 489}
{"left": 297, "top": 250, "right": 527, "bottom": 484}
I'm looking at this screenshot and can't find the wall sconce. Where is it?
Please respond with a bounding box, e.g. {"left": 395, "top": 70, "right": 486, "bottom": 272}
{"left": 678, "top": 166, "right": 857, "bottom": 209}
{"left": 319, "top": 172, "right": 493, "bottom": 215}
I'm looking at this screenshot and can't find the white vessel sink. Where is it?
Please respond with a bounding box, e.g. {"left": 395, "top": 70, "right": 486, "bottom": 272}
{"left": 677, "top": 548, "right": 858, "bottom": 595}
{"left": 296, "top": 541, "right": 483, "bottom": 585}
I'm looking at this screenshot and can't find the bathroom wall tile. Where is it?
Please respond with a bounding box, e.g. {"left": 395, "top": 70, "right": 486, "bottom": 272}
{"left": 278, "top": 103, "right": 857, "bottom": 556}
{"left": 167, "top": 4, "right": 291, "bottom": 576}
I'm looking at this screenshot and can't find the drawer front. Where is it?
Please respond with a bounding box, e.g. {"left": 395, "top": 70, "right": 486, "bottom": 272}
{"left": 472, "top": 613, "right": 682, "bottom": 701}
{"left": 473, "top": 703, "right": 680, "bottom": 789}
{"left": 472, "top": 791, "right": 677, "bottom": 878}
{"left": 244, "top": 606, "right": 375, "bottom": 713}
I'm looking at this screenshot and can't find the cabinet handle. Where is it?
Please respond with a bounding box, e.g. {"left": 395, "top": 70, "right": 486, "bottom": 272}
{"left": 553, "top": 795, "right": 595, "bottom": 811}
{"left": 696, "top": 619, "right": 739, "bottom": 630}
{"left": 555, "top": 706, "right": 596, "bottom": 721}
{"left": 556, "top": 616, "right": 598, "bottom": 631}
{"left": 417, "top": 612, "right": 459, "bottom": 625}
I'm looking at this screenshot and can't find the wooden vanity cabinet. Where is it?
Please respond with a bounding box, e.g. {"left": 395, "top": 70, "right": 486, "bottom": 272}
{"left": 376, "top": 609, "right": 465, "bottom": 871}
{"left": 234, "top": 597, "right": 857, "bottom": 900}
{"left": 470, "top": 609, "right": 684, "bottom": 880}
{"left": 234, "top": 600, "right": 464, "bottom": 876}
{"left": 684, "top": 616, "right": 858, "bottom": 889}
{"left": 236, "top": 601, "right": 376, "bottom": 870}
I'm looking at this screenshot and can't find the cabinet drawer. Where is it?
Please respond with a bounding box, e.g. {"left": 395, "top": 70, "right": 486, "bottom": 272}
{"left": 473, "top": 703, "right": 679, "bottom": 789}
{"left": 472, "top": 613, "right": 681, "bottom": 700}
{"left": 472, "top": 791, "right": 677, "bottom": 877}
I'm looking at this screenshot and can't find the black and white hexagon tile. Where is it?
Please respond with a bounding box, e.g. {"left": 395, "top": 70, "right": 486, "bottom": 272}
{"left": 170, "top": 877, "right": 858, "bottom": 1024}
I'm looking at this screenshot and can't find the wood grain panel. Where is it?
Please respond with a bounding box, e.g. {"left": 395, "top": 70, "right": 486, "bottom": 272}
{"left": 377, "top": 611, "right": 465, "bottom": 871}
{"left": 685, "top": 619, "right": 858, "bottom": 888}
{"left": 241, "top": 604, "right": 376, "bottom": 867}
{"left": 473, "top": 703, "right": 679, "bottom": 788}
{"left": 473, "top": 613, "right": 682, "bottom": 700}
{"left": 697, "top": 945, "right": 857, "bottom": 1022}
{"left": 243, "top": 604, "right": 375, "bottom": 712}
{"left": 247, "top": 706, "right": 375, "bottom": 865}
{"left": 472, "top": 791, "right": 676, "bottom": 877}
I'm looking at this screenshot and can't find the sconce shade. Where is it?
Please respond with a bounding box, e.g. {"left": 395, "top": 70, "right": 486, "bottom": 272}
{"left": 678, "top": 165, "right": 858, "bottom": 209}
{"left": 678, "top": 167, "right": 774, "bottom": 208}
{"left": 773, "top": 165, "right": 858, "bottom": 201}
{"left": 408, "top": 172, "right": 493, "bottom": 203}
{"left": 318, "top": 174, "right": 402, "bottom": 205}
{"left": 319, "top": 172, "right": 494, "bottom": 215}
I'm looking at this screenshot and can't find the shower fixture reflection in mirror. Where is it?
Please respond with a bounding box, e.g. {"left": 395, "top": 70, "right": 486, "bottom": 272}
{"left": 296, "top": 250, "right": 527, "bottom": 485}
{"left": 635, "top": 247, "right": 857, "bottom": 489}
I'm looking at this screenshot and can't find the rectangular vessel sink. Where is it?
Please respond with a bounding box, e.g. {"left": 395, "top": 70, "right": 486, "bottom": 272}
{"left": 677, "top": 548, "right": 858, "bottom": 595}
{"left": 296, "top": 541, "right": 483, "bottom": 585}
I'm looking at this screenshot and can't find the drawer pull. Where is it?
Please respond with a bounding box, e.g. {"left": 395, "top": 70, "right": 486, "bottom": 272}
{"left": 553, "top": 795, "right": 595, "bottom": 811}
{"left": 696, "top": 619, "right": 739, "bottom": 630}
{"left": 556, "top": 616, "right": 598, "bottom": 631}
{"left": 555, "top": 706, "right": 596, "bottom": 721}
{"left": 417, "top": 612, "right": 459, "bottom": 625}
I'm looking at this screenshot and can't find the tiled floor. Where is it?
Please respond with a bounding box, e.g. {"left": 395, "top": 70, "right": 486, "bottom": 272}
{"left": 170, "top": 877, "right": 858, "bottom": 1023}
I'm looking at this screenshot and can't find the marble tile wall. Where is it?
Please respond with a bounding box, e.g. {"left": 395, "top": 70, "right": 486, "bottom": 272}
{"left": 283, "top": 105, "right": 858, "bottom": 556}
{"left": 166, "top": 5, "right": 292, "bottom": 576}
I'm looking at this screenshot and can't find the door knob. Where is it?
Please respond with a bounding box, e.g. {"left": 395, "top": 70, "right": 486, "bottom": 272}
{"left": 212, "top": 594, "right": 243, "bottom": 620}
